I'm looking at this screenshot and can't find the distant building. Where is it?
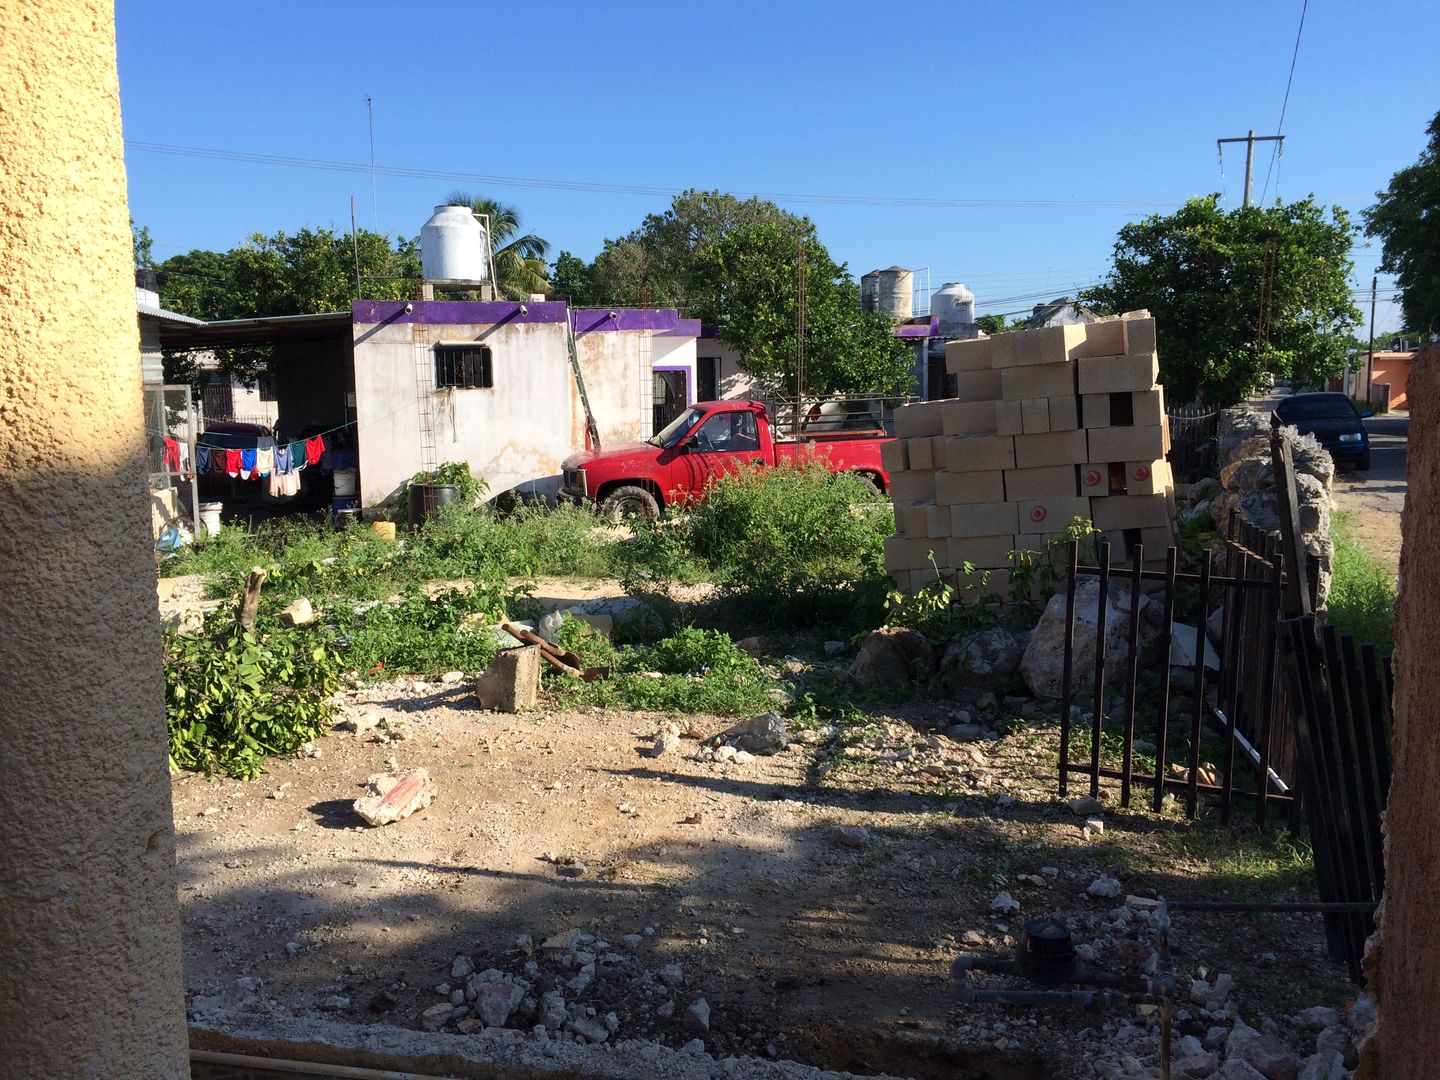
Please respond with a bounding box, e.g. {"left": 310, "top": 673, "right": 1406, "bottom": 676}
{"left": 1024, "top": 297, "right": 1097, "bottom": 329}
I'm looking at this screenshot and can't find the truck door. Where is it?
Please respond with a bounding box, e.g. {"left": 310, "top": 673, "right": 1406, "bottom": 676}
{"left": 685, "top": 408, "right": 764, "bottom": 493}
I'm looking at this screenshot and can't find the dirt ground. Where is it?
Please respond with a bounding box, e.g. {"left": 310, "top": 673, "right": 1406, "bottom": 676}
{"left": 1329, "top": 414, "right": 1409, "bottom": 579}
{"left": 172, "top": 672, "right": 1352, "bottom": 1079}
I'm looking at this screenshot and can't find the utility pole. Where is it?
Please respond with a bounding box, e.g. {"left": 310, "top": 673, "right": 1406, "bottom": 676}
{"left": 1217, "top": 130, "right": 1285, "bottom": 207}
{"left": 1365, "top": 274, "right": 1378, "bottom": 402}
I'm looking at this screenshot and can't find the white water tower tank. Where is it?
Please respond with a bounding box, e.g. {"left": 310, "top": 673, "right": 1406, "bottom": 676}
{"left": 931, "top": 282, "right": 976, "bottom": 337}
{"left": 877, "top": 266, "right": 913, "bottom": 319}
{"left": 860, "top": 271, "right": 881, "bottom": 314}
{"left": 420, "top": 205, "right": 488, "bottom": 282}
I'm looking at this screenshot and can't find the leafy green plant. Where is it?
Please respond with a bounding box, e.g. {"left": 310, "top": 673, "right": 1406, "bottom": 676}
{"left": 165, "top": 616, "right": 341, "bottom": 779}
{"left": 1329, "top": 513, "right": 1396, "bottom": 648}
{"left": 332, "top": 585, "right": 510, "bottom": 679}
{"left": 409, "top": 461, "right": 488, "bottom": 508}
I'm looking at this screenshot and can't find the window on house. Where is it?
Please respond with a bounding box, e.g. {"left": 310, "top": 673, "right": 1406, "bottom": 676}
{"left": 435, "top": 345, "right": 494, "bottom": 389}
{"left": 257, "top": 375, "right": 277, "bottom": 402}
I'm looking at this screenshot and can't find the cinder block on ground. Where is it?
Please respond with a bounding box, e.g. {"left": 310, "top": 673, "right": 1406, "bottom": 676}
{"left": 1001, "top": 361, "right": 1076, "bottom": 400}
{"left": 884, "top": 536, "right": 944, "bottom": 571}
{"left": 1090, "top": 494, "right": 1171, "bottom": 531}
{"left": 1013, "top": 429, "right": 1088, "bottom": 469}
{"left": 1077, "top": 353, "right": 1160, "bottom": 395}
{"left": 894, "top": 401, "right": 945, "bottom": 438}
{"left": 1081, "top": 393, "right": 1111, "bottom": 429}
{"left": 1132, "top": 387, "right": 1166, "bottom": 427}
{"left": 995, "top": 399, "right": 1024, "bottom": 436}
{"left": 941, "top": 399, "right": 998, "bottom": 437}
{"left": 475, "top": 646, "right": 541, "bottom": 712}
{"left": 948, "top": 534, "right": 1015, "bottom": 568}
{"left": 943, "top": 434, "right": 1016, "bottom": 472}
{"left": 1016, "top": 496, "right": 1093, "bottom": 534}
{"left": 951, "top": 501, "right": 1020, "bottom": 538}
{"left": 898, "top": 502, "right": 931, "bottom": 536}
{"left": 945, "top": 337, "right": 994, "bottom": 372}
{"left": 889, "top": 469, "right": 937, "bottom": 503}
{"left": 1004, "top": 465, "right": 1079, "bottom": 501}
{"left": 907, "top": 436, "right": 935, "bottom": 471}
{"left": 954, "top": 368, "right": 1004, "bottom": 403}
{"left": 1081, "top": 462, "right": 1121, "bottom": 496}
{"left": 1124, "top": 459, "right": 1171, "bottom": 496}
{"left": 1047, "top": 395, "right": 1079, "bottom": 431}
{"left": 936, "top": 468, "right": 1006, "bottom": 505}
{"left": 925, "top": 504, "right": 953, "bottom": 537}
{"left": 928, "top": 434, "right": 949, "bottom": 469}
{"left": 880, "top": 440, "right": 907, "bottom": 473}
{"left": 955, "top": 567, "right": 1012, "bottom": 600}
{"left": 1122, "top": 316, "right": 1157, "bottom": 355}
{"left": 1070, "top": 319, "right": 1126, "bottom": 359}
{"left": 1021, "top": 397, "right": 1050, "bottom": 434}
{"left": 1088, "top": 425, "right": 1166, "bottom": 463}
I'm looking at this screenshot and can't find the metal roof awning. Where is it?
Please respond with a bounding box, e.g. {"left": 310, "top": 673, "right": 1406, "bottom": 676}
{"left": 158, "top": 311, "right": 352, "bottom": 350}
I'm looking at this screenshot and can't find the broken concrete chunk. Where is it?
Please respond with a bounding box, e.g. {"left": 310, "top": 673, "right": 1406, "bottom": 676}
{"left": 708, "top": 711, "right": 788, "bottom": 755}
{"left": 474, "top": 645, "right": 541, "bottom": 712}
{"left": 1170, "top": 621, "right": 1220, "bottom": 671}
{"left": 847, "top": 626, "right": 934, "bottom": 689}
{"left": 352, "top": 768, "right": 435, "bottom": 826}
{"left": 685, "top": 997, "right": 711, "bottom": 1033}
{"left": 649, "top": 732, "right": 681, "bottom": 758}
{"left": 830, "top": 824, "right": 871, "bottom": 848}
{"left": 1087, "top": 876, "right": 1123, "bottom": 899}
{"left": 1067, "top": 795, "right": 1103, "bottom": 816}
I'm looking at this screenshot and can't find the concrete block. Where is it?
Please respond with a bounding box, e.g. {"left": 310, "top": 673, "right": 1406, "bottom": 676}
{"left": 936, "top": 468, "right": 1006, "bottom": 505}
{"left": 1122, "top": 316, "right": 1157, "bottom": 355}
{"left": 889, "top": 469, "right": 936, "bottom": 503}
{"left": 925, "top": 504, "right": 952, "bottom": 537}
{"left": 1090, "top": 494, "right": 1171, "bottom": 531}
{"left": 928, "top": 434, "right": 949, "bottom": 469}
{"left": 884, "top": 535, "right": 944, "bottom": 571}
{"left": 908, "top": 565, "right": 941, "bottom": 589}
{"left": 995, "top": 399, "right": 1024, "bottom": 436}
{"left": 1071, "top": 319, "right": 1126, "bottom": 359}
{"left": 955, "top": 566, "right": 1012, "bottom": 600}
{"left": 954, "top": 368, "right": 1003, "bottom": 403}
{"left": 1081, "top": 393, "right": 1111, "bottom": 429}
{"left": 1004, "top": 465, "right": 1078, "bottom": 501}
{"left": 943, "top": 434, "right": 1016, "bottom": 472}
{"left": 1021, "top": 397, "right": 1050, "bottom": 434}
{"left": 894, "top": 401, "right": 945, "bottom": 438}
{"left": 1124, "top": 459, "right": 1171, "bottom": 496}
{"left": 475, "top": 646, "right": 541, "bottom": 712}
{"left": 1014, "top": 531, "right": 1067, "bottom": 554}
{"left": 907, "top": 436, "right": 934, "bottom": 471}
{"left": 898, "top": 501, "right": 931, "bottom": 536}
{"left": 1001, "top": 361, "right": 1075, "bottom": 400}
{"left": 1048, "top": 395, "right": 1079, "bottom": 431}
{"left": 1077, "top": 353, "right": 1159, "bottom": 395}
{"left": 945, "top": 337, "right": 994, "bottom": 372}
{"left": 1132, "top": 387, "right": 1166, "bottom": 427}
{"left": 1017, "top": 496, "right": 1093, "bottom": 534}
{"left": 941, "top": 399, "right": 998, "bottom": 437}
{"left": 1013, "top": 429, "right": 1088, "bottom": 469}
{"left": 951, "top": 501, "right": 1020, "bottom": 538}
{"left": 1088, "top": 425, "right": 1166, "bottom": 463}
{"left": 1081, "top": 462, "right": 1122, "bottom": 496}
{"left": 948, "top": 535, "right": 1015, "bottom": 568}
{"left": 987, "top": 331, "right": 1022, "bottom": 369}
{"left": 880, "top": 439, "right": 908, "bottom": 473}
{"left": 1140, "top": 525, "right": 1177, "bottom": 552}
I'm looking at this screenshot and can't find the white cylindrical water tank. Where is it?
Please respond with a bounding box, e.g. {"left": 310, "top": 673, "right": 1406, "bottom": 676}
{"left": 420, "top": 205, "right": 489, "bottom": 282}
{"left": 876, "top": 266, "right": 913, "bottom": 319}
{"left": 860, "top": 271, "right": 880, "bottom": 314}
{"left": 931, "top": 282, "right": 976, "bottom": 338}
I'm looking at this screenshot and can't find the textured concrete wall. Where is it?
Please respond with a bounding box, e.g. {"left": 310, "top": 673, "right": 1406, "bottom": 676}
{"left": 0, "top": 3, "right": 190, "bottom": 1076}
{"left": 1372, "top": 355, "right": 1440, "bottom": 1077}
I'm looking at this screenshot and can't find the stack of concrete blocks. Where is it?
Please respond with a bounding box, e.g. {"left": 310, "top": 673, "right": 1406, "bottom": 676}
{"left": 882, "top": 315, "right": 1175, "bottom": 596}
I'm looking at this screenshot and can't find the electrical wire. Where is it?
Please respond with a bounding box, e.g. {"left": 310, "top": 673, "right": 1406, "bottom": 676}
{"left": 1259, "top": 0, "right": 1308, "bottom": 205}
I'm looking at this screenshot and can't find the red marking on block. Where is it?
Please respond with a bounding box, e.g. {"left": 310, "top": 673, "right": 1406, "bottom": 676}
{"left": 1133, "top": 465, "right": 1151, "bottom": 482}
{"left": 1030, "top": 506, "right": 1048, "bottom": 523}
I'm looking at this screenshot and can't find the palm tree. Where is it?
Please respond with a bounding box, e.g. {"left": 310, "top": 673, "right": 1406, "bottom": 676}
{"left": 443, "top": 192, "right": 551, "bottom": 300}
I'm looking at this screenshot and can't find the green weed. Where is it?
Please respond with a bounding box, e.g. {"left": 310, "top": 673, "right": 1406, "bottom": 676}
{"left": 1329, "top": 512, "right": 1396, "bottom": 649}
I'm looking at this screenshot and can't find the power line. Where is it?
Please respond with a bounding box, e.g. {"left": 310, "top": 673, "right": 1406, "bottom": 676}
{"left": 1259, "top": 0, "right": 1309, "bottom": 205}
{"left": 124, "top": 140, "right": 1182, "bottom": 211}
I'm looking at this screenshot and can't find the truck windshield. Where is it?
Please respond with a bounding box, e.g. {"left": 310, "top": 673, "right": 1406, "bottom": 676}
{"left": 649, "top": 407, "right": 701, "bottom": 449}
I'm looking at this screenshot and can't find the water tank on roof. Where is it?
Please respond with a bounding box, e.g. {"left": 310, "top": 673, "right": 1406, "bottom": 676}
{"left": 931, "top": 282, "right": 976, "bottom": 338}
{"left": 860, "top": 271, "right": 881, "bottom": 314}
{"left": 877, "top": 266, "right": 913, "bottom": 319}
{"left": 420, "top": 205, "right": 489, "bottom": 283}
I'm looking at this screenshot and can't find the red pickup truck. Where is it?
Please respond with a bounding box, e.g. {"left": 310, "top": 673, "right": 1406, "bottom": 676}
{"left": 560, "top": 399, "right": 893, "bottom": 518}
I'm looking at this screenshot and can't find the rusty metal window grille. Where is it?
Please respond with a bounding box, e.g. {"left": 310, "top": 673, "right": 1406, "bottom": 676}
{"left": 434, "top": 345, "right": 493, "bottom": 389}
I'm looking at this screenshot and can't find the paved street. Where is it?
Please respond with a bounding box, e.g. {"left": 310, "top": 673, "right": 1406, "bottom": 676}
{"left": 1331, "top": 413, "right": 1408, "bottom": 577}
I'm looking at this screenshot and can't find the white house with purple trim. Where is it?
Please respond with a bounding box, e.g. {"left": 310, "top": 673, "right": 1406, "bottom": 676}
{"left": 350, "top": 300, "right": 699, "bottom": 509}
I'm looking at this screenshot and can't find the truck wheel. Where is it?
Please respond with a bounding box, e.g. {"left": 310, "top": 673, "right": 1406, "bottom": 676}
{"left": 1355, "top": 452, "right": 1371, "bottom": 471}
{"left": 852, "top": 471, "right": 883, "bottom": 495}
{"left": 601, "top": 485, "right": 660, "bottom": 521}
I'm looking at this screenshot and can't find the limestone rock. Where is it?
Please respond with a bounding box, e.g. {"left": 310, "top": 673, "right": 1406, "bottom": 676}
{"left": 1297, "top": 1050, "right": 1346, "bottom": 1080}
{"left": 280, "top": 597, "right": 315, "bottom": 626}
{"left": 848, "top": 627, "right": 934, "bottom": 689}
{"left": 709, "top": 711, "right": 788, "bottom": 755}
{"left": 1020, "top": 579, "right": 1158, "bottom": 699}
{"left": 474, "top": 646, "right": 540, "bottom": 712}
{"left": 352, "top": 768, "right": 435, "bottom": 826}
{"left": 685, "top": 997, "right": 711, "bottom": 1033}
{"left": 942, "top": 625, "right": 1024, "bottom": 683}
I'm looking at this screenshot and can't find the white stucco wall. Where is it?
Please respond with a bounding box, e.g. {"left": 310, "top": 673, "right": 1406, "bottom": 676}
{"left": 573, "top": 329, "right": 652, "bottom": 451}
{"left": 697, "top": 336, "right": 770, "bottom": 400}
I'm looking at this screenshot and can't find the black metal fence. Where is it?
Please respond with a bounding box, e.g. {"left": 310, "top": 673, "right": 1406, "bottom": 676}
{"left": 1165, "top": 403, "right": 1218, "bottom": 484}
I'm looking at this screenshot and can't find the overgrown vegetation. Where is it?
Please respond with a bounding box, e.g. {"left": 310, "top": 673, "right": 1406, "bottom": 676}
{"left": 1329, "top": 512, "right": 1397, "bottom": 649}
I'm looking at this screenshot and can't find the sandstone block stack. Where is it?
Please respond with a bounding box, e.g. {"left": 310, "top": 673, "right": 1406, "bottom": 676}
{"left": 883, "top": 315, "right": 1175, "bottom": 595}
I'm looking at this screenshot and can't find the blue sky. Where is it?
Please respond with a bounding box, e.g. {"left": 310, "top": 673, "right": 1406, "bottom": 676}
{"left": 118, "top": 0, "right": 1437, "bottom": 334}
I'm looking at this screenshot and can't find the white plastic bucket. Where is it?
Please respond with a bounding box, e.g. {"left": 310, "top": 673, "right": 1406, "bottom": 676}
{"left": 333, "top": 468, "right": 358, "bottom": 497}
{"left": 199, "top": 501, "right": 223, "bottom": 537}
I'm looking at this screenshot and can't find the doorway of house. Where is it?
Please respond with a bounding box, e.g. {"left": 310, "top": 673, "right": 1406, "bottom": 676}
{"left": 698, "top": 356, "right": 719, "bottom": 403}
{"left": 653, "top": 370, "right": 688, "bottom": 434}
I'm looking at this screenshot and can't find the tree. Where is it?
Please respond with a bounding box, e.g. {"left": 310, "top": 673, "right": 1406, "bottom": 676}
{"left": 974, "top": 313, "right": 1026, "bottom": 336}
{"left": 1363, "top": 109, "right": 1440, "bottom": 337}
{"left": 1083, "top": 195, "right": 1359, "bottom": 405}
{"left": 548, "top": 250, "right": 598, "bottom": 305}
{"left": 132, "top": 219, "right": 155, "bottom": 269}
{"left": 701, "top": 221, "right": 914, "bottom": 396}
{"left": 443, "top": 193, "right": 550, "bottom": 299}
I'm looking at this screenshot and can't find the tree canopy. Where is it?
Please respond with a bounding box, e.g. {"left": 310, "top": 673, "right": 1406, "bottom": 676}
{"left": 1083, "top": 195, "right": 1359, "bottom": 405}
{"left": 1363, "top": 109, "right": 1440, "bottom": 337}
{"left": 702, "top": 222, "right": 914, "bottom": 396}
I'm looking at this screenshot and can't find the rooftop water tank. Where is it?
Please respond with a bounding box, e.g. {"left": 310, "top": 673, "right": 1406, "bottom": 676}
{"left": 931, "top": 282, "right": 976, "bottom": 338}
{"left": 876, "top": 266, "right": 913, "bottom": 319}
{"left": 860, "top": 271, "right": 881, "bottom": 314}
{"left": 420, "top": 205, "right": 488, "bottom": 283}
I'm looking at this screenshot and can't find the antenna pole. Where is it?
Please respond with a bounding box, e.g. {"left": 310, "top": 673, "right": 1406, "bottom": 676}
{"left": 365, "top": 95, "right": 378, "bottom": 231}
{"left": 350, "top": 195, "right": 362, "bottom": 297}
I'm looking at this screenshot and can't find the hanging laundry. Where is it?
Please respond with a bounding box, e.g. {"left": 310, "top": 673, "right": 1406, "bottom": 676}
{"left": 162, "top": 437, "right": 180, "bottom": 472}
{"left": 274, "top": 444, "right": 292, "bottom": 475}
{"left": 288, "top": 441, "right": 306, "bottom": 470}
{"left": 255, "top": 447, "right": 274, "bottom": 478}
{"left": 177, "top": 442, "right": 189, "bottom": 472}
{"left": 305, "top": 435, "right": 325, "bottom": 466}
{"left": 225, "top": 448, "right": 242, "bottom": 477}
{"left": 240, "top": 448, "right": 257, "bottom": 479}
{"left": 280, "top": 471, "right": 301, "bottom": 496}
{"left": 196, "top": 446, "right": 211, "bottom": 474}
{"left": 212, "top": 447, "right": 229, "bottom": 474}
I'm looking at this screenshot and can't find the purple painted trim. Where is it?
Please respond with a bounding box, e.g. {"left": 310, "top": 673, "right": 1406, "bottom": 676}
{"left": 652, "top": 363, "right": 693, "bottom": 406}
{"left": 352, "top": 300, "right": 569, "bottom": 325}
{"left": 571, "top": 308, "right": 679, "bottom": 334}
{"left": 893, "top": 316, "right": 939, "bottom": 339}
